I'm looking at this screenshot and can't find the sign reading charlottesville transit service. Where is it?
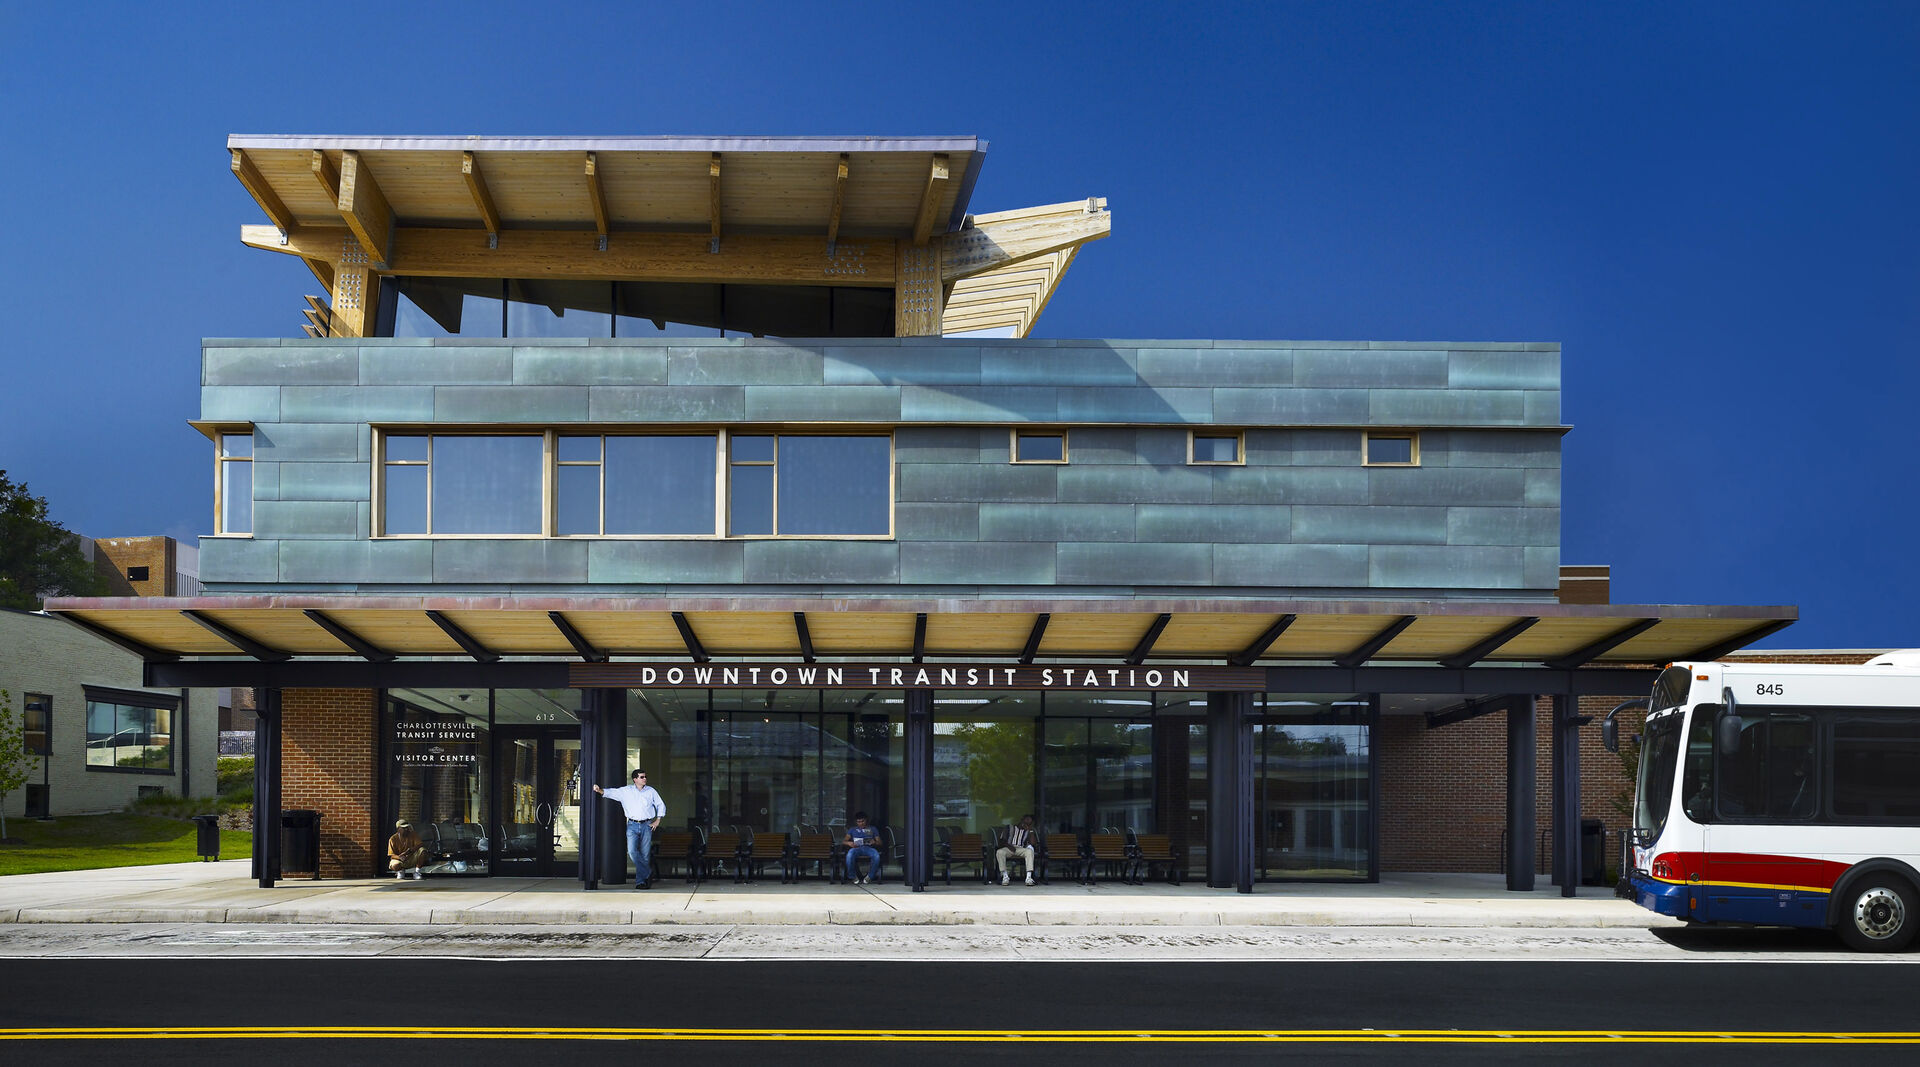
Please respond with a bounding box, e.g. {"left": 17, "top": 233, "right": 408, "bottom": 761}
{"left": 570, "top": 662, "right": 1264, "bottom": 691}
{"left": 391, "top": 719, "right": 482, "bottom": 765}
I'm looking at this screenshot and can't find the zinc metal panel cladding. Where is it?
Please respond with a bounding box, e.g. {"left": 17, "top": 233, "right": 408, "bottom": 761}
{"left": 1056, "top": 386, "right": 1214, "bottom": 424}
{"left": 897, "top": 463, "right": 1056, "bottom": 503}
{"left": 279, "top": 385, "right": 432, "bottom": 424}
{"left": 980, "top": 346, "right": 1141, "bottom": 386}
{"left": 434, "top": 385, "right": 589, "bottom": 423}
{"left": 1525, "top": 468, "right": 1563, "bottom": 507}
{"left": 586, "top": 540, "right": 746, "bottom": 585}
{"left": 900, "top": 541, "right": 1056, "bottom": 585}
{"left": 205, "top": 346, "right": 360, "bottom": 386}
{"left": 1368, "top": 389, "right": 1527, "bottom": 426}
{"left": 587, "top": 385, "right": 746, "bottom": 422}
{"left": 979, "top": 502, "right": 1136, "bottom": 543}
{"left": 1523, "top": 546, "right": 1562, "bottom": 589}
{"left": 1445, "top": 506, "right": 1561, "bottom": 547}
{"left": 667, "top": 346, "right": 825, "bottom": 386}
{"left": 1208, "top": 467, "right": 1368, "bottom": 506}
{"left": 743, "top": 385, "right": 902, "bottom": 422}
{"left": 1063, "top": 427, "right": 1148, "bottom": 466}
{"left": 898, "top": 385, "right": 1058, "bottom": 422}
{"left": 1239, "top": 429, "right": 1294, "bottom": 467}
{"left": 1056, "top": 465, "right": 1212, "bottom": 505}
{"left": 432, "top": 539, "right": 590, "bottom": 584}
{"left": 1057, "top": 542, "right": 1211, "bottom": 586}
{"left": 251, "top": 423, "right": 363, "bottom": 462}
{"left": 1134, "top": 346, "right": 1294, "bottom": 387}
{"left": 1294, "top": 349, "right": 1448, "bottom": 388}
{"left": 273, "top": 461, "right": 372, "bottom": 502}
{"left": 278, "top": 538, "right": 435, "bottom": 585}
{"left": 1291, "top": 505, "right": 1447, "bottom": 546}
{"left": 1447, "top": 350, "right": 1561, "bottom": 390}
{"left": 1212, "top": 387, "right": 1369, "bottom": 426}
{"left": 1214, "top": 543, "right": 1369, "bottom": 588}
{"left": 360, "top": 346, "right": 514, "bottom": 384}
{"left": 822, "top": 345, "right": 982, "bottom": 386}
{"left": 1368, "top": 545, "right": 1527, "bottom": 590}
{"left": 201, "top": 386, "right": 282, "bottom": 423}
{"left": 1134, "top": 503, "right": 1290, "bottom": 544}
{"left": 1420, "top": 430, "right": 1563, "bottom": 469}
{"left": 513, "top": 345, "right": 668, "bottom": 386}
{"left": 892, "top": 426, "right": 1002, "bottom": 464}
{"left": 252, "top": 500, "right": 363, "bottom": 539}
{"left": 1368, "top": 467, "right": 1527, "bottom": 508}
{"left": 197, "top": 537, "right": 281, "bottom": 584}
{"left": 742, "top": 540, "right": 900, "bottom": 584}
{"left": 249, "top": 460, "right": 280, "bottom": 501}
{"left": 894, "top": 502, "right": 982, "bottom": 541}
{"left": 1281, "top": 429, "right": 1358, "bottom": 467}
{"left": 1523, "top": 390, "right": 1562, "bottom": 425}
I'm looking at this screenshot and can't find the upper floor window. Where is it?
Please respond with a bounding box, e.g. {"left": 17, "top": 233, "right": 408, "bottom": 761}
{"left": 1189, "top": 431, "right": 1244, "bottom": 465}
{"left": 1363, "top": 431, "right": 1420, "bottom": 467}
{"left": 216, "top": 432, "right": 253, "bottom": 535}
{"left": 1011, "top": 429, "right": 1068, "bottom": 464}
{"left": 379, "top": 430, "right": 891, "bottom": 538}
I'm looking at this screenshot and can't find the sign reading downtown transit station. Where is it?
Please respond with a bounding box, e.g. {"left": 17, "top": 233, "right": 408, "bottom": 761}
{"left": 391, "top": 719, "right": 482, "bottom": 765}
{"left": 570, "top": 662, "right": 1265, "bottom": 691}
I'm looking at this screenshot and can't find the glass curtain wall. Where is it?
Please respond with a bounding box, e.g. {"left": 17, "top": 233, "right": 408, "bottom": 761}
{"left": 383, "top": 688, "right": 491, "bottom": 875}
{"left": 1256, "top": 694, "right": 1375, "bottom": 881}
{"left": 934, "top": 691, "right": 1039, "bottom": 836}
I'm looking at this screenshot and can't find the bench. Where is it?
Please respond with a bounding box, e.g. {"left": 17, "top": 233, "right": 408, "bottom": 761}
{"left": 939, "top": 832, "right": 992, "bottom": 885}
{"left": 1039, "top": 832, "right": 1087, "bottom": 885}
{"left": 1086, "top": 833, "right": 1138, "bottom": 885}
{"left": 1131, "top": 833, "right": 1182, "bottom": 885}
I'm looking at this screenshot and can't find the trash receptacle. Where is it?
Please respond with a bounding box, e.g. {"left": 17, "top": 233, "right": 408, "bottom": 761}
{"left": 280, "top": 809, "right": 323, "bottom": 880}
{"left": 1580, "top": 818, "right": 1606, "bottom": 886}
{"left": 189, "top": 814, "right": 221, "bottom": 861}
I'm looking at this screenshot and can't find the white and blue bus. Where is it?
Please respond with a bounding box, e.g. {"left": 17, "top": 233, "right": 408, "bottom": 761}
{"left": 1613, "top": 653, "right": 1920, "bottom": 951}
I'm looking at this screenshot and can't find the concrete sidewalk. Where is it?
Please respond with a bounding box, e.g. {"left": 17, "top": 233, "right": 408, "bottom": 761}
{"left": 0, "top": 861, "right": 1669, "bottom": 928}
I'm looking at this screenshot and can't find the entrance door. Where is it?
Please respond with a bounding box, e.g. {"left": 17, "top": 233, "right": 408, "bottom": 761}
{"left": 493, "top": 728, "right": 583, "bottom": 877}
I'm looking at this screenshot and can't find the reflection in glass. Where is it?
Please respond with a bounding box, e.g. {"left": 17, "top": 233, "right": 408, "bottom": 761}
{"left": 84, "top": 701, "right": 173, "bottom": 771}
{"left": 383, "top": 466, "right": 428, "bottom": 534}
{"left": 386, "top": 688, "right": 490, "bottom": 876}
{"left": 936, "top": 691, "right": 1038, "bottom": 834}
{"left": 605, "top": 436, "right": 717, "bottom": 534}
{"left": 1257, "top": 695, "right": 1372, "bottom": 880}
{"left": 221, "top": 459, "right": 252, "bottom": 535}
{"left": 729, "top": 464, "right": 773, "bottom": 535}
{"left": 778, "top": 436, "right": 890, "bottom": 535}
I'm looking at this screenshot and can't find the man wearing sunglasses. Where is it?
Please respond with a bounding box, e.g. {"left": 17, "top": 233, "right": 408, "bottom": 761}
{"left": 593, "top": 769, "right": 666, "bottom": 889}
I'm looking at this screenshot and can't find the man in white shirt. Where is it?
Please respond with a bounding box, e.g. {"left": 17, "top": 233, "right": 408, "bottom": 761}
{"left": 593, "top": 769, "right": 666, "bottom": 889}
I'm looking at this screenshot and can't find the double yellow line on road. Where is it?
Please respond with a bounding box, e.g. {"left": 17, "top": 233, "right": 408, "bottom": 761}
{"left": 2, "top": 1027, "right": 1917, "bottom": 1044}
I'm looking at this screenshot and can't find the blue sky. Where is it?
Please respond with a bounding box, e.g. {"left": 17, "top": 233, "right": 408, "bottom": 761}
{"left": 1, "top": 2, "right": 1914, "bottom": 648}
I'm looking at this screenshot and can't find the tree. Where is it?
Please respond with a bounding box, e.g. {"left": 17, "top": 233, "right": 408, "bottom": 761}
{"left": 0, "top": 470, "right": 105, "bottom": 609}
{"left": 0, "top": 690, "right": 38, "bottom": 841}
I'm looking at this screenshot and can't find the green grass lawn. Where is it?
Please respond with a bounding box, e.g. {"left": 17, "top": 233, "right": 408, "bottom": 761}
{"left": 0, "top": 813, "right": 252, "bottom": 876}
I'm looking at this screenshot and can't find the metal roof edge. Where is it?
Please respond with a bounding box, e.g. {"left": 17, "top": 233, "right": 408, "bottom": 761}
{"left": 226, "top": 134, "right": 986, "bottom": 154}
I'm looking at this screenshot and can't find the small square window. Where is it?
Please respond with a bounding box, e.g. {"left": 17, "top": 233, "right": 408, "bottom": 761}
{"left": 1011, "top": 430, "right": 1067, "bottom": 464}
{"left": 1364, "top": 432, "right": 1419, "bottom": 466}
{"left": 1190, "top": 432, "right": 1243, "bottom": 465}
{"left": 126, "top": 566, "right": 150, "bottom": 582}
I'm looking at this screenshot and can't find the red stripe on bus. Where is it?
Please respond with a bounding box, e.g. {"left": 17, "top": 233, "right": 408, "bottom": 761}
{"left": 1660, "top": 851, "right": 1849, "bottom": 890}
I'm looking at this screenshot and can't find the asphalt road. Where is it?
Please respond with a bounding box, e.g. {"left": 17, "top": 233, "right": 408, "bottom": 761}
{"left": 2, "top": 929, "right": 1917, "bottom": 1064}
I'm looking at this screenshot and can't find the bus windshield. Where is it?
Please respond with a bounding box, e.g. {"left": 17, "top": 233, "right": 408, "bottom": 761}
{"left": 1635, "top": 713, "right": 1683, "bottom": 839}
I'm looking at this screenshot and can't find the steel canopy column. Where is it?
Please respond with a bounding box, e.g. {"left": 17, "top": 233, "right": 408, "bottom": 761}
{"left": 904, "top": 689, "right": 934, "bottom": 891}
{"left": 595, "top": 687, "right": 628, "bottom": 887}
{"left": 1207, "top": 691, "right": 1254, "bottom": 893}
{"left": 1552, "top": 694, "right": 1581, "bottom": 898}
{"left": 578, "top": 694, "right": 599, "bottom": 889}
{"left": 1505, "top": 695, "right": 1536, "bottom": 892}
{"left": 253, "top": 689, "right": 282, "bottom": 889}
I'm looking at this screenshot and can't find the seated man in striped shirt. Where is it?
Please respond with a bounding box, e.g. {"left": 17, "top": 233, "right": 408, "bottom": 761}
{"left": 996, "top": 814, "right": 1038, "bottom": 886}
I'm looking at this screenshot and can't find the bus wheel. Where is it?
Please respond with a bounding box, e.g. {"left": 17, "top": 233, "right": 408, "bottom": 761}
{"left": 1838, "top": 880, "right": 1917, "bottom": 952}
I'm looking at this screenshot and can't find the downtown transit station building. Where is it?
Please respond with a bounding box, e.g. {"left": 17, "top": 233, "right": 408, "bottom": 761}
{"left": 44, "top": 134, "right": 1796, "bottom": 894}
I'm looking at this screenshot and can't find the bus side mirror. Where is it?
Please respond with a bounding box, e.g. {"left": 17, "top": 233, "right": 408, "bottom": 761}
{"left": 1716, "top": 713, "right": 1743, "bottom": 756}
{"left": 1601, "top": 718, "right": 1619, "bottom": 753}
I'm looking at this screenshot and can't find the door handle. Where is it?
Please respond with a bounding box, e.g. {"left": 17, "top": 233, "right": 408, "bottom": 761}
{"left": 535, "top": 802, "right": 552, "bottom": 827}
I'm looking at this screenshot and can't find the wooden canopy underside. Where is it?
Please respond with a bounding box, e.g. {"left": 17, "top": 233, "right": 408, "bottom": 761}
{"left": 229, "top": 136, "right": 1110, "bottom": 338}
{"left": 46, "top": 595, "right": 1794, "bottom": 669}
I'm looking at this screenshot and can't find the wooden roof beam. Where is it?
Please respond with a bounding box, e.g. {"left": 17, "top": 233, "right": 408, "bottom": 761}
{"left": 336, "top": 150, "right": 394, "bottom": 269}
{"left": 1678, "top": 619, "right": 1795, "bottom": 662}
{"left": 460, "top": 151, "right": 501, "bottom": 248}
{"left": 229, "top": 149, "right": 294, "bottom": 237}
{"left": 242, "top": 224, "right": 901, "bottom": 286}
{"left": 309, "top": 150, "right": 339, "bottom": 203}
{"left": 912, "top": 154, "right": 950, "bottom": 245}
{"left": 708, "top": 152, "right": 722, "bottom": 253}
{"left": 1546, "top": 618, "right": 1660, "bottom": 670}
{"left": 585, "top": 152, "right": 610, "bottom": 251}
{"left": 940, "top": 197, "right": 1110, "bottom": 283}
{"left": 826, "top": 153, "right": 848, "bottom": 254}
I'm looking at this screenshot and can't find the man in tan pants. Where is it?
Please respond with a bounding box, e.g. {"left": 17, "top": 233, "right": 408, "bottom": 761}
{"left": 996, "top": 814, "right": 1038, "bottom": 886}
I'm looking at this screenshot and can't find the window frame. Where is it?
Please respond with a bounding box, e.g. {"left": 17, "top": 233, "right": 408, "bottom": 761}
{"left": 1009, "top": 428, "right": 1069, "bottom": 465}
{"left": 1363, "top": 431, "right": 1421, "bottom": 467}
{"left": 1188, "top": 430, "right": 1245, "bottom": 466}
{"left": 23, "top": 693, "right": 51, "bottom": 757}
{"left": 374, "top": 427, "right": 894, "bottom": 540}
{"left": 82, "top": 687, "right": 178, "bottom": 776}
{"left": 213, "top": 430, "right": 254, "bottom": 537}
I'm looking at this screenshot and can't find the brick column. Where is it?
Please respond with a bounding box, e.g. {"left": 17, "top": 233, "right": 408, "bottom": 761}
{"left": 282, "top": 688, "right": 380, "bottom": 879}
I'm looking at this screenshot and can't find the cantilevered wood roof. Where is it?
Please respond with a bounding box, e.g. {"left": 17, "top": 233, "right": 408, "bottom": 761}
{"left": 230, "top": 135, "right": 1111, "bottom": 339}
{"left": 45, "top": 595, "right": 1794, "bottom": 670}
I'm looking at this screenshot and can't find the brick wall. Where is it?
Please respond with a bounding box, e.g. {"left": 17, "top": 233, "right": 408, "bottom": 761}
{"left": 91, "top": 536, "right": 177, "bottom": 596}
{"left": 281, "top": 687, "right": 379, "bottom": 878}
